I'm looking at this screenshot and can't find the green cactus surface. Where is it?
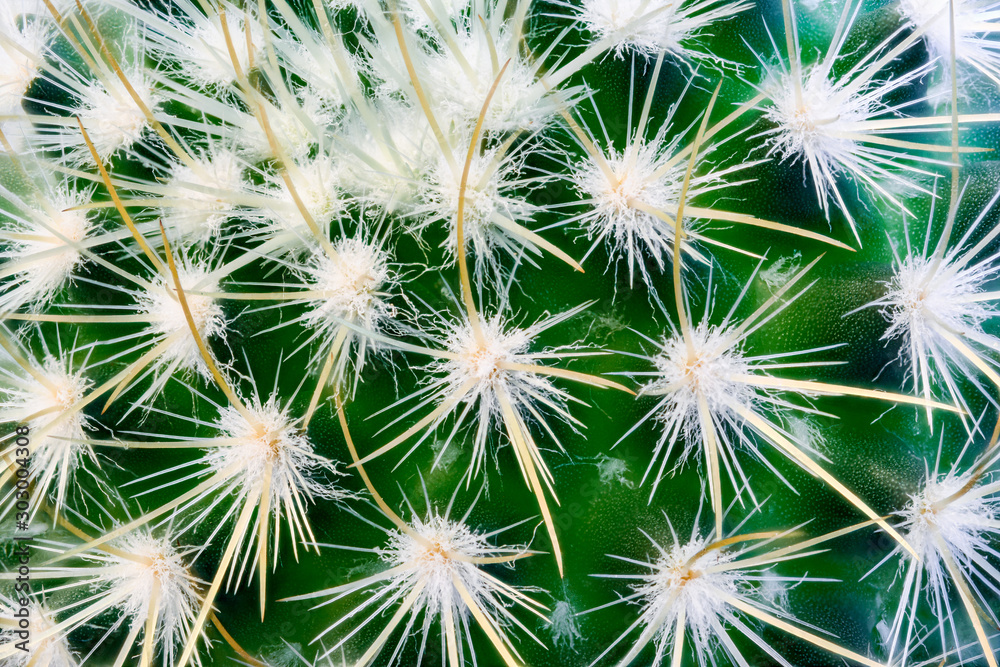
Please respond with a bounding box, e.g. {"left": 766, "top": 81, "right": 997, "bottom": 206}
{"left": 3, "top": 1, "right": 1000, "bottom": 666}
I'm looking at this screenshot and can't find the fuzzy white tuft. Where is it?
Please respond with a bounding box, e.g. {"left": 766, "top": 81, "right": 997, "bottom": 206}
{"left": 861, "top": 185, "right": 1000, "bottom": 422}
{"left": 137, "top": 264, "right": 227, "bottom": 375}
{"left": 577, "top": 0, "right": 752, "bottom": 60}
{"left": 210, "top": 397, "right": 346, "bottom": 512}
{"left": 117, "top": 534, "right": 196, "bottom": 610}
{"left": 590, "top": 524, "right": 828, "bottom": 667}
{"left": 414, "top": 143, "right": 539, "bottom": 281}
{"left": 760, "top": 64, "right": 871, "bottom": 183}
{"left": 634, "top": 534, "right": 741, "bottom": 642}
{"left": 334, "top": 103, "right": 434, "bottom": 212}
{"left": 880, "top": 253, "right": 998, "bottom": 389}
{"left": 0, "top": 186, "right": 92, "bottom": 312}
{"left": 643, "top": 323, "right": 756, "bottom": 461}
{"left": 266, "top": 232, "right": 403, "bottom": 394}
{"left": 424, "top": 26, "right": 555, "bottom": 133}
{"left": 752, "top": 3, "right": 934, "bottom": 241}
{"left": 381, "top": 515, "right": 505, "bottom": 618}
{"left": 880, "top": 451, "right": 1000, "bottom": 666}
{"left": 300, "top": 237, "right": 397, "bottom": 336}
{"left": 624, "top": 258, "right": 850, "bottom": 515}
{"left": 292, "top": 496, "right": 541, "bottom": 666}
{"left": 899, "top": 0, "right": 1000, "bottom": 97}
{"left": 634, "top": 318, "right": 771, "bottom": 497}
{"left": 417, "top": 312, "right": 569, "bottom": 470}
{"left": 266, "top": 153, "right": 346, "bottom": 233}
{"left": 161, "top": 148, "right": 246, "bottom": 243}
{"left": 0, "top": 355, "right": 94, "bottom": 517}
{"left": 72, "top": 71, "right": 159, "bottom": 163}
{"left": 900, "top": 470, "right": 999, "bottom": 572}
{"left": 572, "top": 140, "right": 718, "bottom": 288}
{"left": 87, "top": 532, "right": 200, "bottom": 666}
{"left": 445, "top": 316, "right": 532, "bottom": 391}
{"left": 0, "top": 597, "right": 79, "bottom": 667}
{"left": 154, "top": 3, "right": 264, "bottom": 89}
{"left": 25, "top": 525, "right": 206, "bottom": 667}
{"left": 0, "top": 5, "right": 48, "bottom": 115}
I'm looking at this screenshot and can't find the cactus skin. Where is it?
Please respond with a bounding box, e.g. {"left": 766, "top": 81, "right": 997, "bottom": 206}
{"left": 2, "top": 1, "right": 1000, "bottom": 666}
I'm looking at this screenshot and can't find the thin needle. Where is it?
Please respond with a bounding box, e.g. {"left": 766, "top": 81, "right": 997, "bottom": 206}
{"left": 457, "top": 59, "right": 512, "bottom": 344}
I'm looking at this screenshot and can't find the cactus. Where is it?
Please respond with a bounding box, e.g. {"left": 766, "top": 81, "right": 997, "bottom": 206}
{"left": 3, "top": 0, "right": 1000, "bottom": 666}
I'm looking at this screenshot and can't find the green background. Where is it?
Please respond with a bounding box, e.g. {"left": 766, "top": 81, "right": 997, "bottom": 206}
{"left": 6, "top": 0, "right": 1000, "bottom": 665}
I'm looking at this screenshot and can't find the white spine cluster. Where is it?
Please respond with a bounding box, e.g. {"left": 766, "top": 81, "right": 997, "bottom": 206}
{"left": 300, "top": 237, "right": 397, "bottom": 335}
{"left": 0, "top": 2, "right": 48, "bottom": 115}
{"left": 751, "top": 1, "right": 936, "bottom": 241}
{"left": 0, "top": 597, "right": 79, "bottom": 667}
{"left": 5, "top": 0, "right": 1000, "bottom": 665}
{"left": 899, "top": 0, "right": 1000, "bottom": 99}
{"left": 414, "top": 143, "right": 538, "bottom": 278}
{"left": 210, "top": 398, "right": 344, "bottom": 511}
{"left": 89, "top": 532, "right": 201, "bottom": 666}
{"left": 420, "top": 312, "right": 567, "bottom": 468}
{"left": 633, "top": 536, "right": 741, "bottom": 650}
{"left": 143, "top": 0, "right": 264, "bottom": 90}
{"left": 590, "top": 523, "right": 845, "bottom": 667}
{"left": 880, "top": 451, "right": 1000, "bottom": 666}
{"left": 68, "top": 71, "right": 159, "bottom": 164}
{"left": 901, "top": 471, "right": 998, "bottom": 576}
{"left": 0, "top": 184, "right": 92, "bottom": 312}
{"left": 760, "top": 63, "right": 870, "bottom": 180}
{"left": 861, "top": 184, "right": 1000, "bottom": 419}
{"left": 576, "top": 0, "right": 752, "bottom": 60}
{"left": 335, "top": 103, "right": 434, "bottom": 212}
{"left": 161, "top": 149, "right": 246, "bottom": 244}
{"left": 643, "top": 322, "right": 756, "bottom": 466}
{"left": 573, "top": 140, "right": 713, "bottom": 286}
{"left": 292, "top": 498, "right": 541, "bottom": 667}
{"left": 381, "top": 515, "right": 508, "bottom": 620}
{"left": 880, "top": 253, "right": 998, "bottom": 398}
{"left": 424, "top": 26, "right": 552, "bottom": 133}
{"left": 137, "top": 264, "right": 226, "bottom": 375}
{"left": 0, "top": 354, "right": 94, "bottom": 516}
